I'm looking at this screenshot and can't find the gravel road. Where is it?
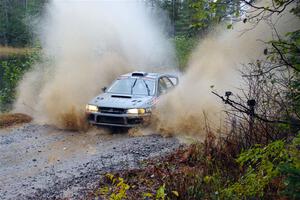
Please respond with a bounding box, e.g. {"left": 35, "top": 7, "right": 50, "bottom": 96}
{"left": 0, "top": 123, "right": 180, "bottom": 199}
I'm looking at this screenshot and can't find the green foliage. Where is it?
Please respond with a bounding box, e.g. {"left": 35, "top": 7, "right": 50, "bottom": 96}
{"left": 173, "top": 36, "right": 197, "bottom": 70}
{"left": 0, "top": 0, "right": 48, "bottom": 47}
{"left": 110, "top": 177, "right": 130, "bottom": 200}
{"left": 226, "top": 24, "right": 233, "bottom": 29}
{"left": 152, "top": 0, "right": 240, "bottom": 37}
{"left": 279, "top": 135, "right": 300, "bottom": 199}
{"left": 142, "top": 184, "right": 179, "bottom": 200}
{"left": 150, "top": 0, "right": 197, "bottom": 36}
{"left": 155, "top": 184, "right": 166, "bottom": 200}
{"left": 0, "top": 50, "right": 40, "bottom": 112}
{"left": 143, "top": 192, "right": 153, "bottom": 199}
{"left": 222, "top": 135, "right": 300, "bottom": 199}
{"left": 189, "top": 0, "right": 240, "bottom": 35}
{"left": 267, "top": 28, "right": 300, "bottom": 119}
{"left": 269, "top": 29, "right": 300, "bottom": 71}
{"left": 194, "top": 172, "right": 224, "bottom": 199}
{"left": 96, "top": 173, "right": 130, "bottom": 200}
{"left": 279, "top": 163, "right": 300, "bottom": 199}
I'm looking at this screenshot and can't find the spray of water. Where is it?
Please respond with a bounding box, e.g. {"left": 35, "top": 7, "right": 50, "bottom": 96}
{"left": 153, "top": 2, "right": 300, "bottom": 137}
{"left": 14, "top": 0, "right": 176, "bottom": 130}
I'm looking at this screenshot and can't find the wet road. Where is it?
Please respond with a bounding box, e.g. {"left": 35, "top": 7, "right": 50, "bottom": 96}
{"left": 0, "top": 123, "right": 180, "bottom": 199}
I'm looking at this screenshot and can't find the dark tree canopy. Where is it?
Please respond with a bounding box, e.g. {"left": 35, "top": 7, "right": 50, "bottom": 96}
{"left": 0, "top": 0, "right": 48, "bottom": 47}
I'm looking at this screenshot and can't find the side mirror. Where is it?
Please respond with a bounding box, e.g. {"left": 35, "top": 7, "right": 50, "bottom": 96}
{"left": 102, "top": 87, "right": 107, "bottom": 92}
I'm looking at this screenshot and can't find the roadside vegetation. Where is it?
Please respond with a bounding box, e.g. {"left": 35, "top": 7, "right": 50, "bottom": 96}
{"left": 0, "top": 0, "right": 299, "bottom": 199}
{"left": 88, "top": 133, "right": 299, "bottom": 199}
{"left": 0, "top": 0, "right": 45, "bottom": 112}
{"left": 0, "top": 50, "right": 40, "bottom": 112}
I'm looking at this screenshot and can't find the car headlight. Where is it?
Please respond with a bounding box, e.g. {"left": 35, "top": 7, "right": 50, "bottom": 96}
{"left": 127, "top": 108, "right": 145, "bottom": 114}
{"left": 86, "top": 104, "right": 98, "bottom": 112}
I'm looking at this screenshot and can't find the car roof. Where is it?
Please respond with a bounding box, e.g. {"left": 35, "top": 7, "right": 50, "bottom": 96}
{"left": 119, "top": 71, "right": 170, "bottom": 79}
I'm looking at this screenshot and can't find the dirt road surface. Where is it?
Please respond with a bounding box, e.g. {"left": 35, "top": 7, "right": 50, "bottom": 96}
{"left": 0, "top": 123, "right": 180, "bottom": 199}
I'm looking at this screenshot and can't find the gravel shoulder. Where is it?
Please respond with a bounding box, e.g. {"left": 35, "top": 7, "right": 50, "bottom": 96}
{"left": 0, "top": 124, "right": 180, "bottom": 200}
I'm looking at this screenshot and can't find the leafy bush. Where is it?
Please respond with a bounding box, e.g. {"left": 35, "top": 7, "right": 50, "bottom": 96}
{"left": 0, "top": 50, "right": 40, "bottom": 112}
{"left": 95, "top": 173, "right": 130, "bottom": 200}
{"left": 222, "top": 135, "right": 300, "bottom": 199}
{"left": 279, "top": 135, "right": 300, "bottom": 199}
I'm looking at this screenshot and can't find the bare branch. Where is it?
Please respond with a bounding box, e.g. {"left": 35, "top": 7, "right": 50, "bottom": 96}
{"left": 242, "top": 0, "right": 295, "bottom": 14}
{"left": 271, "top": 42, "right": 300, "bottom": 72}
{"left": 212, "top": 91, "right": 300, "bottom": 126}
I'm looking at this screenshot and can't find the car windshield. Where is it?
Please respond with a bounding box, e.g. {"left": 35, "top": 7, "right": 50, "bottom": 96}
{"left": 106, "top": 78, "right": 155, "bottom": 96}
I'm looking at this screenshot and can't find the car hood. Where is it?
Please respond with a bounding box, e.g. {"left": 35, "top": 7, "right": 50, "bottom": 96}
{"left": 88, "top": 93, "right": 155, "bottom": 108}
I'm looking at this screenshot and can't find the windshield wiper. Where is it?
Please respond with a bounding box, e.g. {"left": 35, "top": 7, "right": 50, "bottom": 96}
{"left": 130, "top": 79, "right": 138, "bottom": 95}
{"left": 143, "top": 80, "right": 151, "bottom": 96}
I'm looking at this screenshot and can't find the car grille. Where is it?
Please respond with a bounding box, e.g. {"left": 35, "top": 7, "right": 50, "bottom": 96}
{"left": 96, "top": 116, "right": 125, "bottom": 124}
{"left": 127, "top": 117, "right": 143, "bottom": 124}
{"left": 99, "top": 107, "right": 126, "bottom": 114}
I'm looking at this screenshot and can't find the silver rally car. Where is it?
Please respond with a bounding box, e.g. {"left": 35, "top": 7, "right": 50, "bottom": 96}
{"left": 86, "top": 71, "right": 178, "bottom": 127}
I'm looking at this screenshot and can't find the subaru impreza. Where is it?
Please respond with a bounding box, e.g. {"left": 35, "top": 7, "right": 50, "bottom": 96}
{"left": 86, "top": 71, "right": 178, "bottom": 127}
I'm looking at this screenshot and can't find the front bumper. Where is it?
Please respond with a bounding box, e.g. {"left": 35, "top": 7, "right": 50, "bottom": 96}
{"left": 86, "top": 112, "right": 151, "bottom": 127}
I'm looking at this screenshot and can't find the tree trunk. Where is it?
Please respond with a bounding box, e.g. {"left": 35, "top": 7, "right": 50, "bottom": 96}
{"left": 3, "top": 0, "right": 9, "bottom": 46}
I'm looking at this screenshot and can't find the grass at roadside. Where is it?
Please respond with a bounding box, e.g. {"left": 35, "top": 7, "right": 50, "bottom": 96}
{"left": 87, "top": 132, "right": 300, "bottom": 200}
{"left": 87, "top": 134, "right": 239, "bottom": 200}
{"left": 0, "top": 113, "right": 32, "bottom": 128}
